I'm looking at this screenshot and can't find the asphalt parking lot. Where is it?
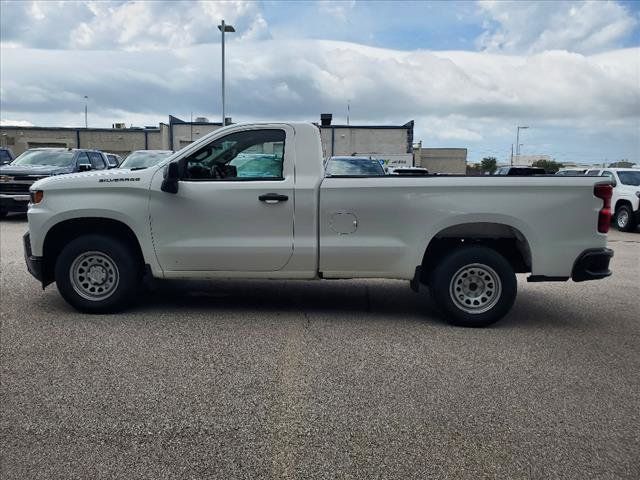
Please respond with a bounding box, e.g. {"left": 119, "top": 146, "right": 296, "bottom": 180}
{"left": 1, "top": 215, "right": 639, "bottom": 479}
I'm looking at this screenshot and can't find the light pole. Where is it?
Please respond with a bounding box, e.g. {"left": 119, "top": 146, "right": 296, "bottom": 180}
{"left": 515, "top": 126, "right": 529, "bottom": 163}
{"left": 84, "top": 95, "right": 88, "bottom": 128}
{"left": 218, "top": 20, "right": 235, "bottom": 126}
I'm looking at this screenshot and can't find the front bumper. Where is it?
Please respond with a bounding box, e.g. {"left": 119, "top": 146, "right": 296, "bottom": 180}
{"left": 23, "top": 232, "right": 45, "bottom": 285}
{"left": 571, "top": 248, "right": 614, "bottom": 282}
{"left": 0, "top": 194, "right": 29, "bottom": 213}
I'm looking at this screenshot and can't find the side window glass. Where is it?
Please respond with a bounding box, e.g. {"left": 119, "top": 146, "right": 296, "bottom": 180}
{"left": 89, "top": 152, "right": 106, "bottom": 170}
{"left": 586, "top": 170, "right": 600, "bottom": 176}
{"left": 182, "top": 129, "right": 285, "bottom": 181}
{"left": 76, "top": 152, "right": 91, "bottom": 169}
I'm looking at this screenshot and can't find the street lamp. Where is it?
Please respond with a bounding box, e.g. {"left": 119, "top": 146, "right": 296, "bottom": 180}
{"left": 512, "top": 126, "right": 529, "bottom": 165}
{"left": 218, "top": 20, "right": 235, "bottom": 126}
{"left": 84, "top": 95, "right": 88, "bottom": 128}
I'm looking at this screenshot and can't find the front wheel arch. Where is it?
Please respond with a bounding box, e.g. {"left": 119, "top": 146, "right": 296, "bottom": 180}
{"left": 42, "top": 217, "right": 145, "bottom": 286}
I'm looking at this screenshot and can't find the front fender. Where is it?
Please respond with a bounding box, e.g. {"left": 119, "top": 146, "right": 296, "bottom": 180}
{"left": 27, "top": 206, "right": 161, "bottom": 277}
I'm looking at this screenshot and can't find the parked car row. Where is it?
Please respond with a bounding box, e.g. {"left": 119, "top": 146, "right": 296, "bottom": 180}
{"left": 584, "top": 168, "right": 640, "bottom": 232}
{"left": 324, "top": 156, "right": 431, "bottom": 176}
{"left": 0, "top": 147, "right": 174, "bottom": 217}
{"left": 554, "top": 167, "right": 640, "bottom": 232}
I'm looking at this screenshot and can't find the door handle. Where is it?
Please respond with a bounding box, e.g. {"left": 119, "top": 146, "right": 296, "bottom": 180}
{"left": 259, "top": 193, "right": 288, "bottom": 204}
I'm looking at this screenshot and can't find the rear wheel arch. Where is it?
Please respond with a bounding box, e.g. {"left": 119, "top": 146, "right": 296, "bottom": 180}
{"left": 614, "top": 199, "right": 633, "bottom": 212}
{"left": 42, "top": 217, "right": 145, "bottom": 285}
{"left": 419, "top": 222, "right": 531, "bottom": 285}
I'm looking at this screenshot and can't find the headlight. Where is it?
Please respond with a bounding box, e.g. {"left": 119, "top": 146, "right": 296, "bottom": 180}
{"left": 30, "top": 190, "right": 44, "bottom": 204}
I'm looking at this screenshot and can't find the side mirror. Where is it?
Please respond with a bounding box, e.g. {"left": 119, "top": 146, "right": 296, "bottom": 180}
{"left": 161, "top": 162, "right": 179, "bottom": 194}
{"left": 78, "top": 164, "right": 92, "bottom": 172}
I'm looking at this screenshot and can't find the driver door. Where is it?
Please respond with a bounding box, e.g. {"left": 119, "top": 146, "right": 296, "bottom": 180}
{"left": 149, "top": 125, "right": 295, "bottom": 272}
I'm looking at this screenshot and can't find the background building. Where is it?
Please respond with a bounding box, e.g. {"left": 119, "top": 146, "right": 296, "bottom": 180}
{"left": 166, "top": 115, "right": 223, "bottom": 151}
{"left": 0, "top": 113, "right": 414, "bottom": 164}
{"left": 0, "top": 124, "right": 169, "bottom": 157}
{"left": 511, "top": 154, "right": 553, "bottom": 166}
{"left": 318, "top": 114, "right": 414, "bottom": 168}
{"left": 413, "top": 144, "right": 467, "bottom": 174}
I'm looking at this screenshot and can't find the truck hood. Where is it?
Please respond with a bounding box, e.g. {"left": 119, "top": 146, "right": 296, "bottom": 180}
{"left": 31, "top": 166, "right": 156, "bottom": 191}
{"left": 0, "top": 164, "right": 74, "bottom": 177}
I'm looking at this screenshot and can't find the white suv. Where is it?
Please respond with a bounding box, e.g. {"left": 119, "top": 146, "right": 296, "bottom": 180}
{"left": 585, "top": 168, "right": 640, "bottom": 231}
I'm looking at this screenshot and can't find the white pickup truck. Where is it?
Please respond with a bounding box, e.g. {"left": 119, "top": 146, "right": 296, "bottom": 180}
{"left": 24, "top": 122, "right": 614, "bottom": 327}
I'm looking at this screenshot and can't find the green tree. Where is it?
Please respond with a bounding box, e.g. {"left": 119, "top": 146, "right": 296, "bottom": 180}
{"left": 532, "top": 159, "right": 564, "bottom": 173}
{"left": 480, "top": 157, "right": 497, "bottom": 174}
{"left": 466, "top": 164, "right": 483, "bottom": 176}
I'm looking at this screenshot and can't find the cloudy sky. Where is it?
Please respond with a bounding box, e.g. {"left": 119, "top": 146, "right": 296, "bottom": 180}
{"left": 1, "top": 0, "right": 639, "bottom": 164}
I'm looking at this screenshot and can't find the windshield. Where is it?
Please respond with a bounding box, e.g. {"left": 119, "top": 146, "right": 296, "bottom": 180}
{"left": 617, "top": 171, "right": 640, "bottom": 186}
{"left": 326, "top": 158, "right": 385, "bottom": 176}
{"left": 12, "top": 150, "right": 75, "bottom": 167}
{"left": 121, "top": 151, "right": 172, "bottom": 169}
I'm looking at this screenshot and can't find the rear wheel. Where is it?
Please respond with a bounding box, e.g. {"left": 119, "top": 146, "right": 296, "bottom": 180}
{"left": 429, "top": 246, "right": 517, "bottom": 327}
{"left": 55, "top": 234, "right": 141, "bottom": 313}
{"left": 614, "top": 204, "right": 635, "bottom": 232}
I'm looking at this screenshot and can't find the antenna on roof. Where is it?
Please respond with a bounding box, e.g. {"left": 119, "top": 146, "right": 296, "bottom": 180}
{"left": 347, "top": 100, "right": 350, "bottom": 126}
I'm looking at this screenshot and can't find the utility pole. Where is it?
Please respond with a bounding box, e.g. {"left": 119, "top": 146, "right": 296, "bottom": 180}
{"left": 84, "top": 96, "right": 88, "bottom": 128}
{"left": 515, "top": 125, "right": 529, "bottom": 164}
{"left": 347, "top": 100, "right": 350, "bottom": 126}
{"left": 218, "top": 20, "right": 236, "bottom": 126}
{"left": 510, "top": 143, "right": 514, "bottom": 166}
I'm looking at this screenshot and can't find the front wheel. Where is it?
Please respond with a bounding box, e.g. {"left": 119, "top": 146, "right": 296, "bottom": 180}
{"left": 614, "top": 204, "right": 635, "bottom": 232}
{"left": 55, "top": 234, "right": 141, "bottom": 313}
{"left": 429, "top": 246, "right": 517, "bottom": 327}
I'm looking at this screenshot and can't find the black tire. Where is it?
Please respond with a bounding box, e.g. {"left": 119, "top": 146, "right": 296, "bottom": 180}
{"left": 429, "top": 246, "right": 517, "bottom": 327}
{"left": 0, "top": 209, "right": 7, "bottom": 218}
{"left": 54, "top": 234, "right": 141, "bottom": 313}
{"left": 614, "top": 204, "right": 635, "bottom": 232}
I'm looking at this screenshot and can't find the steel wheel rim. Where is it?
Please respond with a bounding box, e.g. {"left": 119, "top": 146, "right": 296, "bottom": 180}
{"left": 69, "top": 251, "right": 120, "bottom": 301}
{"left": 617, "top": 210, "right": 629, "bottom": 228}
{"left": 449, "top": 263, "right": 502, "bottom": 314}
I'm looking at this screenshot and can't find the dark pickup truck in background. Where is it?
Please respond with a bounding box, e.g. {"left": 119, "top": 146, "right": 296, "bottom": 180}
{"left": 0, "top": 147, "right": 15, "bottom": 166}
{"left": 0, "top": 148, "right": 114, "bottom": 217}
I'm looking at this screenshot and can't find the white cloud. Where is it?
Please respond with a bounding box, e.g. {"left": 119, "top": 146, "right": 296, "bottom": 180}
{"left": 1, "top": 0, "right": 268, "bottom": 50}
{"left": 1, "top": 1, "right": 638, "bottom": 163}
{"left": 0, "top": 119, "right": 34, "bottom": 127}
{"left": 2, "top": 40, "right": 637, "bottom": 127}
{"left": 477, "top": 0, "right": 638, "bottom": 54}
{"left": 318, "top": 0, "right": 356, "bottom": 23}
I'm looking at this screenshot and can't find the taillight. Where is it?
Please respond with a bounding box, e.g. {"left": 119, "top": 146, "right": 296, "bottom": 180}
{"left": 594, "top": 183, "right": 612, "bottom": 233}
